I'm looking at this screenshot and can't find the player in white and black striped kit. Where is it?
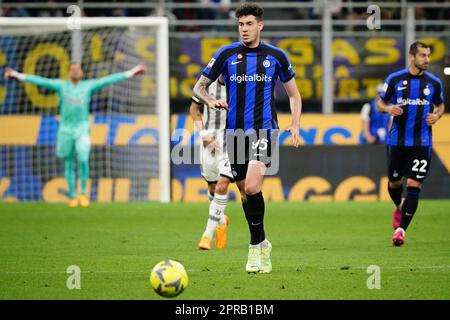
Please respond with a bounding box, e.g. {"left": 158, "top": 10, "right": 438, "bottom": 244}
{"left": 189, "top": 77, "right": 245, "bottom": 250}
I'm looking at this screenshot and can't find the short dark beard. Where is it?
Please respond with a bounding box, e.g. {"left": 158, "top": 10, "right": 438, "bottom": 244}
{"left": 414, "top": 62, "right": 428, "bottom": 71}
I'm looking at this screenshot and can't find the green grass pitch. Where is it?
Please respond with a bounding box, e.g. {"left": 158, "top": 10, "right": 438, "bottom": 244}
{"left": 0, "top": 201, "right": 449, "bottom": 300}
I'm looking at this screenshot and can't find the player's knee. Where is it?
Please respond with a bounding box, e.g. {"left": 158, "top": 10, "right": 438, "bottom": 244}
{"left": 389, "top": 180, "right": 402, "bottom": 189}
{"left": 406, "top": 179, "right": 422, "bottom": 189}
{"left": 215, "top": 180, "right": 229, "bottom": 195}
{"left": 245, "top": 183, "right": 260, "bottom": 196}
{"left": 77, "top": 156, "right": 89, "bottom": 167}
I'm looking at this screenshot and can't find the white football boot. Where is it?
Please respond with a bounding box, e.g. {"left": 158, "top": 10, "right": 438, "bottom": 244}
{"left": 260, "top": 240, "right": 272, "bottom": 273}
{"left": 246, "top": 245, "right": 261, "bottom": 273}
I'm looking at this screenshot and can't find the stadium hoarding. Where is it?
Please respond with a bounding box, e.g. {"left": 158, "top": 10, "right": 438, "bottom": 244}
{"left": 0, "top": 115, "right": 449, "bottom": 202}
{"left": 169, "top": 35, "right": 449, "bottom": 103}
{"left": 0, "top": 27, "right": 157, "bottom": 115}
{"left": 2, "top": 114, "right": 448, "bottom": 146}
{"left": 1, "top": 34, "right": 448, "bottom": 113}
{"left": 1, "top": 144, "right": 449, "bottom": 202}
{"left": 171, "top": 144, "right": 450, "bottom": 202}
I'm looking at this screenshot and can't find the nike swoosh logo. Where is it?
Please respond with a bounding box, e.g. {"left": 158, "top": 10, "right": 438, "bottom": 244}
{"left": 251, "top": 222, "right": 262, "bottom": 226}
{"left": 231, "top": 61, "right": 242, "bottom": 65}
{"left": 405, "top": 212, "right": 413, "bottom": 216}
{"left": 416, "top": 175, "right": 425, "bottom": 179}
{"left": 398, "top": 86, "right": 407, "bottom": 90}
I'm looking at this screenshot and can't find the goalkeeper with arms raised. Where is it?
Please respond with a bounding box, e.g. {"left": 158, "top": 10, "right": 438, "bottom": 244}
{"left": 4, "top": 63, "right": 147, "bottom": 207}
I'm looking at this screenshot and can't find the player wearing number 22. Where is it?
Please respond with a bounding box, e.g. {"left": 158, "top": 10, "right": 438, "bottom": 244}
{"left": 377, "top": 41, "right": 445, "bottom": 246}
{"left": 194, "top": 3, "right": 302, "bottom": 273}
{"left": 4, "top": 63, "right": 147, "bottom": 207}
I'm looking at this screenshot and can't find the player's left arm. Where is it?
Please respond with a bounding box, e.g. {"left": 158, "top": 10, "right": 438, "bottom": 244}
{"left": 189, "top": 97, "right": 219, "bottom": 151}
{"left": 282, "top": 78, "right": 302, "bottom": 148}
{"left": 89, "top": 63, "right": 147, "bottom": 93}
{"left": 426, "top": 80, "right": 445, "bottom": 126}
{"left": 426, "top": 103, "right": 445, "bottom": 126}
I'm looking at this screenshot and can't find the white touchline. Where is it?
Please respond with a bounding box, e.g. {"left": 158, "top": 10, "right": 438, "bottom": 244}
{"left": 2, "top": 266, "right": 450, "bottom": 274}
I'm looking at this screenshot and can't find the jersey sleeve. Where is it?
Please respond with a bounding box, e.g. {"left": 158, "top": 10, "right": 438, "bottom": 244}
{"left": 360, "top": 103, "right": 371, "bottom": 121}
{"left": 379, "top": 75, "right": 395, "bottom": 103}
{"left": 191, "top": 95, "right": 201, "bottom": 105}
{"left": 24, "top": 75, "right": 63, "bottom": 92}
{"left": 432, "top": 78, "right": 444, "bottom": 105}
{"left": 202, "top": 48, "right": 228, "bottom": 82}
{"left": 277, "top": 50, "right": 295, "bottom": 83}
{"left": 87, "top": 72, "right": 128, "bottom": 93}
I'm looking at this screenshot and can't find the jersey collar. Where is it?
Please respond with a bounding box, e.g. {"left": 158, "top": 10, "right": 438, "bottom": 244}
{"left": 239, "top": 41, "right": 263, "bottom": 53}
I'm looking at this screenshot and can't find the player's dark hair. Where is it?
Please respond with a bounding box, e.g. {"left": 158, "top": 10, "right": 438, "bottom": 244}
{"left": 235, "top": 3, "right": 264, "bottom": 21}
{"left": 409, "top": 41, "right": 430, "bottom": 55}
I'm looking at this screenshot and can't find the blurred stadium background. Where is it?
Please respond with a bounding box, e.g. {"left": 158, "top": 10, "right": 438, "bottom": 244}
{"left": 0, "top": 0, "right": 449, "bottom": 203}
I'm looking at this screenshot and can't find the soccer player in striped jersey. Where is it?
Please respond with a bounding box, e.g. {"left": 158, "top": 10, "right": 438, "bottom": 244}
{"left": 377, "top": 41, "right": 445, "bottom": 246}
{"left": 193, "top": 3, "right": 302, "bottom": 273}
{"left": 189, "top": 77, "right": 246, "bottom": 250}
{"left": 4, "top": 63, "right": 146, "bottom": 207}
{"left": 360, "top": 83, "right": 392, "bottom": 144}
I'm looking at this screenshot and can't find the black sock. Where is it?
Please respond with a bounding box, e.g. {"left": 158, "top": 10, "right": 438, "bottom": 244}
{"left": 242, "top": 199, "right": 250, "bottom": 237}
{"left": 241, "top": 199, "right": 248, "bottom": 216}
{"left": 245, "top": 192, "right": 265, "bottom": 245}
{"left": 400, "top": 187, "right": 421, "bottom": 231}
{"left": 388, "top": 183, "right": 403, "bottom": 208}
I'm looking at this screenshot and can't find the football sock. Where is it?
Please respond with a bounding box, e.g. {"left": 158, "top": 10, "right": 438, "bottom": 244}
{"left": 245, "top": 192, "right": 265, "bottom": 245}
{"left": 388, "top": 183, "right": 403, "bottom": 208}
{"left": 242, "top": 199, "right": 248, "bottom": 215}
{"left": 400, "top": 186, "right": 421, "bottom": 231}
{"left": 78, "top": 159, "right": 89, "bottom": 195}
{"left": 204, "top": 193, "right": 227, "bottom": 239}
{"left": 64, "top": 157, "right": 76, "bottom": 199}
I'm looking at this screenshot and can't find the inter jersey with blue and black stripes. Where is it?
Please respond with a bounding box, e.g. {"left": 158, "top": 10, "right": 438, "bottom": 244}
{"left": 380, "top": 69, "right": 444, "bottom": 146}
{"left": 202, "top": 41, "right": 295, "bottom": 131}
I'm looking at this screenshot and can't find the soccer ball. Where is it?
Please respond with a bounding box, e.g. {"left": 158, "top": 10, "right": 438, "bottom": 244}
{"left": 150, "top": 260, "right": 189, "bottom": 298}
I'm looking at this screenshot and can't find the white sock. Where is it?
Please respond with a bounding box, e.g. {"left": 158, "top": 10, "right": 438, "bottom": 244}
{"left": 203, "top": 193, "right": 227, "bottom": 239}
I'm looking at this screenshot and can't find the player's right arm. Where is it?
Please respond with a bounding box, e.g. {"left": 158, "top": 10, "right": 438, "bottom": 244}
{"left": 193, "top": 49, "right": 228, "bottom": 110}
{"left": 360, "top": 103, "right": 376, "bottom": 143}
{"left": 4, "top": 67, "right": 63, "bottom": 92}
{"left": 189, "top": 97, "right": 219, "bottom": 151}
{"left": 193, "top": 75, "right": 228, "bottom": 110}
{"left": 377, "top": 76, "right": 403, "bottom": 116}
{"left": 377, "top": 98, "right": 403, "bottom": 116}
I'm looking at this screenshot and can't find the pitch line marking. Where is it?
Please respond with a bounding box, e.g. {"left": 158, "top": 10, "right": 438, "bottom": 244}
{"left": 2, "top": 266, "right": 450, "bottom": 275}
{"left": 1, "top": 269, "right": 202, "bottom": 275}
